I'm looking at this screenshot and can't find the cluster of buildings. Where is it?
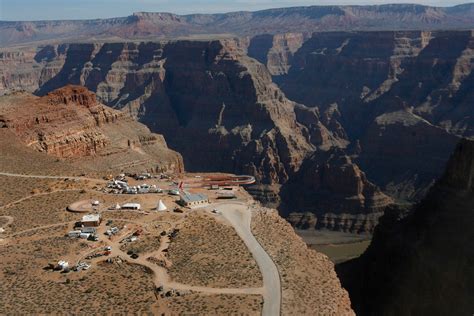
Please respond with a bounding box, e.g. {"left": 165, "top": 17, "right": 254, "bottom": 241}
{"left": 68, "top": 214, "right": 101, "bottom": 240}
{"left": 106, "top": 180, "right": 163, "bottom": 195}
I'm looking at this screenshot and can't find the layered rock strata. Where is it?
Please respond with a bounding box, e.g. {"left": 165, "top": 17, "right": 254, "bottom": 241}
{"left": 0, "top": 85, "right": 183, "bottom": 173}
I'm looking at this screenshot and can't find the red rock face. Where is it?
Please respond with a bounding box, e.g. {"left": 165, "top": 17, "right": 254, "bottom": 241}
{"left": 0, "top": 86, "right": 183, "bottom": 173}
{"left": 46, "top": 85, "right": 98, "bottom": 108}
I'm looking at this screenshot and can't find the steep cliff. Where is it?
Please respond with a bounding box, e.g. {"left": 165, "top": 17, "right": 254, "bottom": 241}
{"left": 247, "top": 33, "right": 309, "bottom": 76}
{"left": 281, "top": 148, "right": 393, "bottom": 233}
{"left": 3, "top": 41, "right": 314, "bottom": 185}
{"left": 0, "top": 85, "right": 183, "bottom": 173}
{"left": 337, "top": 138, "right": 474, "bottom": 315}
{"left": 276, "top": 30, "right": 473, "bottom": 201}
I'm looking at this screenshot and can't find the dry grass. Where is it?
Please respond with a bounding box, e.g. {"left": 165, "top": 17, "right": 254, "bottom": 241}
{"left": 101, "top": 210, "right": 147, "bottom": 221}
{"left": 120, "top": 233, "right": 162, "bottom": 255}
{"left": 0, "top": 191, "right": 85, "bottom": 233}
{"left": 251, "top": 207, "right": 354, "bottom": 315}
{"left": 1, "top": 253, "right": 156, "bottom": 314}
{"left": 167, "top": 212, "right": 262, "bottom": 288}
{"left": 165, "top": 293, "right": 263, "bottom": 315}
{"left": 0, "top": 176, "right": 56, "bottom": 206}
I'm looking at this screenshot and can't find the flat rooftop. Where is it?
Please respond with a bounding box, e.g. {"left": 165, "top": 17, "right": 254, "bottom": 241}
{"left": 180, "top": 191, "right": 208, "bottom": 203}
{"left": 82, "top": 214, "right": 100, "bottom": 222}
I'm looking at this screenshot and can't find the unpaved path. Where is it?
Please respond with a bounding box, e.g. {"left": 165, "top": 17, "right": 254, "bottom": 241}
{"left": 97, "top": 222, "right": 264, "bottom": 295}
{"left": 215, "top": 202, "right": 281, "bottom": 316}
{"left": 0, "top": 172, "right": 104, "bottom": 183}
{"left": 0, "top": 189, "right": 83, "bottom": 209}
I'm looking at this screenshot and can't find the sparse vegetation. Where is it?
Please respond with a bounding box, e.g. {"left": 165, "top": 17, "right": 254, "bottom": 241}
{"left": 167, "top": 212, "right": 262, "bottom": 288}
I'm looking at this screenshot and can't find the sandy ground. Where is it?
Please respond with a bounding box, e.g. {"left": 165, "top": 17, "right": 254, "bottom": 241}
{"left": 0, "top": 173, "right": 280, "bottom": 314}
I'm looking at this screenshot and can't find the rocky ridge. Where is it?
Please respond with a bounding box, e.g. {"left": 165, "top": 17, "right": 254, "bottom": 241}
{"left": 1, "top": 4, "right": 474, "bottom": 47}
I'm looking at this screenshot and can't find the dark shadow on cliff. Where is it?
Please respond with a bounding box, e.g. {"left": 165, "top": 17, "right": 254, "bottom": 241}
{"left": 337, "top": 138, "right": 474, "bottom": 316}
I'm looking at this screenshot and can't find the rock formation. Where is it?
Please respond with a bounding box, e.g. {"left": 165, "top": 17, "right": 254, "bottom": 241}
{"left": 276, "top": 30, "right": 473, "bottom": 201}
{"left": 5, "top": 40, "right": 313, "bottom": 185}
{"left": 337, "top": 138, "right": 474, "bottom": 315}
{"left": 0, "top": 85, "right": 183, "bottom": 173}
{"left": 1, "top": 4, "right": 474, "bottom": 47}
{"left": 281, "top": 148, "right": 393, "bottom": 233}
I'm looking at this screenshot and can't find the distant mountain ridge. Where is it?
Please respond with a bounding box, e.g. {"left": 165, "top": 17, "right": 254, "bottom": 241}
{"left": 2, "top": 3, "right": 474, "bottom": 47}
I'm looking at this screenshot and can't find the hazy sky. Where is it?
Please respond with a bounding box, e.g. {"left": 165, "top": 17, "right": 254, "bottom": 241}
{"left": 0, "top": 0, "right": 471, "bottom": 21}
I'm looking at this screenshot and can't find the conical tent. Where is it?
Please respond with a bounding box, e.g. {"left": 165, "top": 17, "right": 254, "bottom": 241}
{"left": 115, "top": 203, "right": 121, "bottom": 210}
{"left": 157, "top": 200, "right": 167, "bottom": 211}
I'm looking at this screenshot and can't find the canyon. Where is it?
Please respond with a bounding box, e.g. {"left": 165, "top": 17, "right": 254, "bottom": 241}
{"left": 2, "top": 29, "right": 473, "bottom": 232}
{"left": 2, "top": 3, "right": 474, "bottom": 315}
{"left": 0, "top": 31, "right": 474, "bottom": 232}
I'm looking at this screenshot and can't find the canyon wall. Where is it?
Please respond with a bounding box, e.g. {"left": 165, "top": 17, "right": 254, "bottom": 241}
{"left": 1, "top": 30, "right": 473, "bottom": 231}
{"left": 273, "top": 30, "right": 472, "bottom": 201}
{"left": 282, "top": 148, "right": 393, "bottom": 233}
{"left": 337, "top": 138, "right": 474, "bottom": 315}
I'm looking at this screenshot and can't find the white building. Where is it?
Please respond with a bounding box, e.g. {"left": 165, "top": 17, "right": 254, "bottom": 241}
{"left": 81, "top": 227, "right": 97, "bottom": 234}
{"left": 80, "top": 233, "right": 91, "bottom": 239}
{"left": 81, "top": 214, "right": 101, "bottom": 227}
{"left": 179, "top": 191, "right": 209, "bottom": 207}
{"left": 121, "top": 203, "right": 141, "bottom": 210}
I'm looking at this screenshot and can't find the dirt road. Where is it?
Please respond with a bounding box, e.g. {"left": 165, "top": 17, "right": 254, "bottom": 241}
{"left": 97, "top": 223, "right": 264, "bottom": 295}
{"left": 215, "top": 202, "right": 282, "bottom": 316}
{"left": 0, "top": 172, "right": 104, "bottom": 183}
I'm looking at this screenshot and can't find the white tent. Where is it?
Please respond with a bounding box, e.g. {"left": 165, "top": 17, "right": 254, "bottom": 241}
{"left": 157, "top": 200, "right": 167, "bottom": 211}
{"left": 115, "top": 203, "right": 121, "bottom": 210}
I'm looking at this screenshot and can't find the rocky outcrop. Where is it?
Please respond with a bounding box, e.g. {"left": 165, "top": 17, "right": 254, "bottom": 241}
{"left": 0, "top": 85, "right": 183, "bottom": 173}
{"left": 247, "top": 33, "right": 309, "bottom": 76}
{"left": 2, "top": 4, "right": 474, "bottom": 47}
{"left": 337, "top": 139, "right": 474, "bottom": 315}
{"left": 281, "top": 148, "right": 393, "bottom": 233}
